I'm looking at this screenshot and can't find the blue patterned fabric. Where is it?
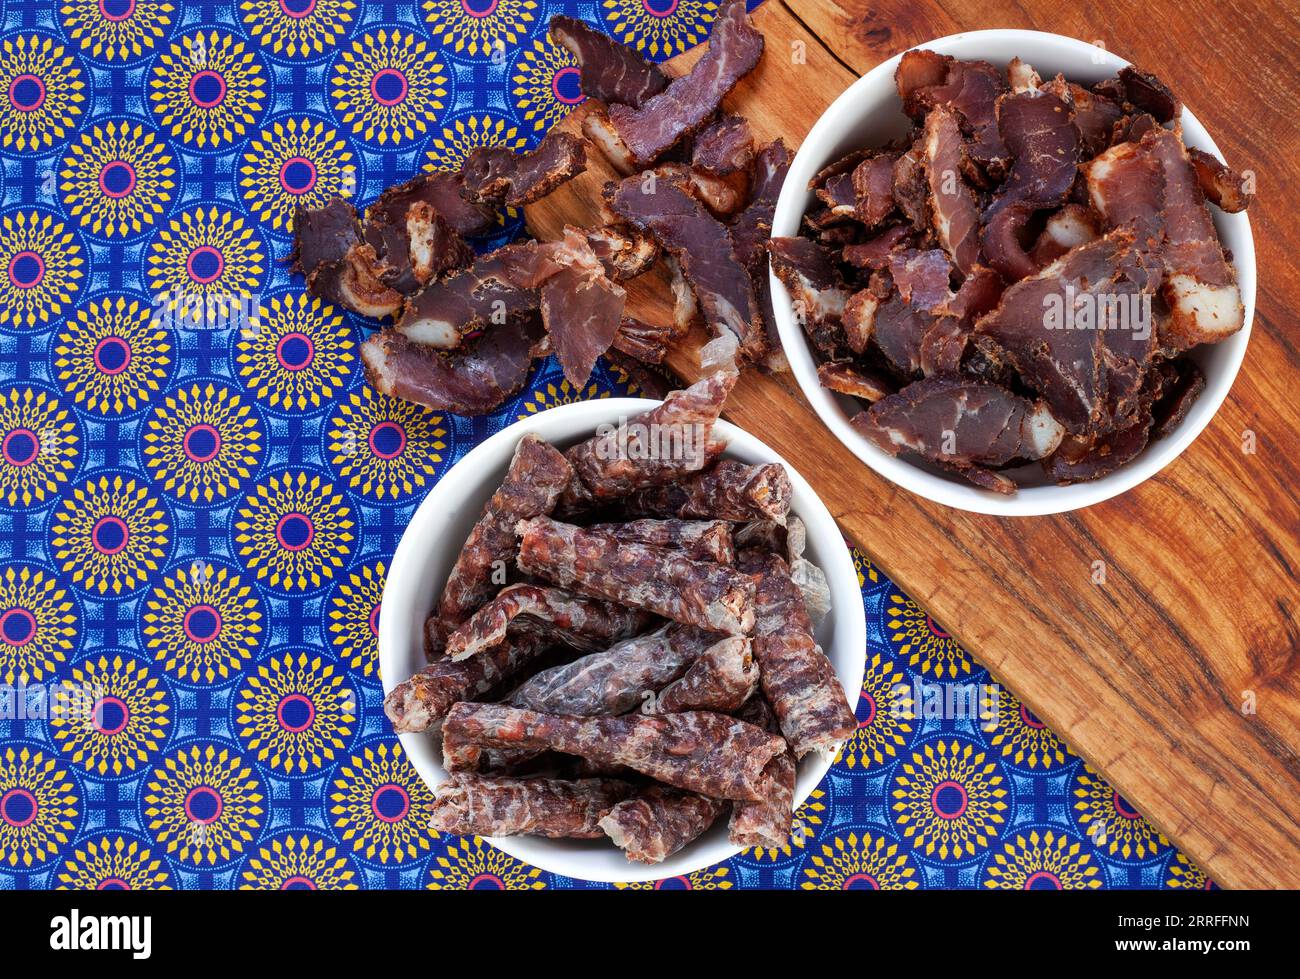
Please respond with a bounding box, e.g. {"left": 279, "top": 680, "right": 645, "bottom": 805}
{"left": 0, "top": 0, "right": 1211, "bottom": 890}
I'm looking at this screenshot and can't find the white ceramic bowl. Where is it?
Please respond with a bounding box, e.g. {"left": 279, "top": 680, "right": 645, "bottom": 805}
{"left": 379, "top": 399, "right": 866, "bottom": 883}
{"left": 770, "top": 29, "right": 1256, "bottom": 516}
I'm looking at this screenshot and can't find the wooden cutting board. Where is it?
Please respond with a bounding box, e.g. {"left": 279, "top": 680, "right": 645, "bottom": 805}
{"left": 527, "top": 0, "right": 1300, "bottom": 889}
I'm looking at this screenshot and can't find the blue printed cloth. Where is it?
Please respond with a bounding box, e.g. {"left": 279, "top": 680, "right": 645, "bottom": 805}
{"left": 0, "top": 0, "right": 1211, "bottom": 890}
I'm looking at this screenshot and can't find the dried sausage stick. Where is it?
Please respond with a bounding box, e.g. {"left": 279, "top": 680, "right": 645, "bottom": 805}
{"left": 560, "top": 370, "right": 735, "bottom": 507}
{"left": 442, "top": 703, "right": 785, "bottom": 801}
{"left": 728, "top": 693, "right": 796, "bottom": 850}
{"left": 385, "top": 633, "right": 549, "bottom": 733}
{"left": 738, "top": 550, "right": 855, "bottom": 759}
{"left": 509, "top": 623, "right": 717, "bottom": 716}
{"left": 598, "top": 786, "right": 728, "bottom": 863}
{"left": 445, "top": 583, "right": 654, "bottom": 661}
{"left": 625, "top": 461, "right": 792, "bottom": 524}
{"left": 585, "top": 518, "right": 735, "bottom": 564}
{"left": 428, "top": 434, "right": 572, "bottom": 657}
{"left": 516, "top": 517, "right": 755, "bottom": 634}
{"left": 428, "top": 774, "right": 634, "bottom": 839}
{"left": 653, "top": 636, "right": 757, "bottom": 714}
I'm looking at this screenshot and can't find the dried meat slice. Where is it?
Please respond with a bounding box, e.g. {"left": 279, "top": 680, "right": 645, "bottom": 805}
{"left": 443, "top": 703, "right": 785, "bottom": 800}
{"left": 362, "top": 199, "right": 474, "bottom": 295}
{"left": 1186, "top": 147, "right": 1254, "bottom": 213}
{"left": 852, "top": 152, "right": 900, "bottom": 227}
{"left": 367, "top": 169, "right": 499, "bottom": 240}
{"left": 738, "top": 550, "right": 855, "bottom": 759}
{"left": 897, "top": 50, "right": 1010, "bottom": 178}
{"left": 549, "top": 15, "right": 668, "bottom": 108}
{"left": 599, "top": 786, "right": 728, "bottom": 864}
{"left": 852, "top": 375, "right": 1065, "bottom": 470}
{"left": 610, "top": 315, "right": 674, "bottom": 365}
{"left": 429, "top": 774, "right": 635, "bottom": 839}
{"left": 584, "top": 224, "right": 660, "bottom": 282}
{"left": 361, "top": 314, "right": 545, "bottom": 415}
{"left": 290, "top": 197, "right": 403, "bottom": 319}
{"left": 624, "top": 460, "right": 793, "bottom": 524}
{"left": 817, "top": 361, "right": 894, "bottom": 402}
{"left": 509, "top": 623, "right": 716, "bottom": 716}
{"left": 539, "top": 262, "right": 628, "bottom": 388}
{"left": 460, "top": 130, "right": 587, "bottom": 208}
{"left": 767, "top": 235, "right": 851, "bottom": 360}
{"left": 384, "top": 634, "right": 549, "bottom": 733}
{"left": 653, "top": 636, "right": 756, "bottom": 714}
{"left": 563, "top": 370, "right": 734, "bottom": 504}
{"left": 973, "top": 229, "right": 1160, "bottom": 434}
{"left": 607, "top": 0, "right": 763, "bottom": 165}
{"left": 445, "top": 583, "right": 655, "bottom": 662}
{"left": 923, "top": 107, "right": 983, "bottom": 274}
{"left": 427, "top": 436, "right": 573, "bottom": 654}
{"left": 692, "top": 113, "right": 755, "bottom": 176}
{"left": 516, "top": 516, "right": 756, "bottom": 635}
{"left": 981, "top": 89, "right": 1081, "bottom": 282}
{"left": 609, "top": 174, "right": 765, "bottom": 364}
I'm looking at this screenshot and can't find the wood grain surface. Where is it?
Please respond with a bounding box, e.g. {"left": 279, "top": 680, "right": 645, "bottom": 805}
{"left": 526, "top": 0, "right": 1300, "bottom": 889}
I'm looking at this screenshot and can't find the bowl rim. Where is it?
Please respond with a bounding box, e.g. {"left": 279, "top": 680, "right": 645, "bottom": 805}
{"left": 769, "top": 28, "right": 1257, "bottom": 516}
{"left": 378, "top": 396, "right": 867, "bottom": 883}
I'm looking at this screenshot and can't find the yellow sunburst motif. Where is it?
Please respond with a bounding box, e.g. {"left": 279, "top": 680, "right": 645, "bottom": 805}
{"left": 142, "top": 561, "right": 264, "bottom": 684}
{"left": 1073, "top": 763, "right": 1169, "bottom": 860}
{"left": 330, "top": 29, "right": 447, "bottom": 146}
{"left": 838, "top": 651, "right": 913, "bottom": 770}
{"left": 886, "top": 593, "right": 972, "bottom": 679}
{"left": 142, "top": 382, "right": 264, "bottom": 504}
{"left": 234, "top": 650, "right": 356, "bottom": 775}
{"left": 240, "top": 832, "right": 358, "bottom": 889}
{"left": 56, "top": 834, "right": 173, "bottom": 890}
{"left": 0, "top": 565, "right": 77, "bottom": 685}
{"left": 146, "top": 205, "right": 266, "bottom": 327}
{"left": 0, "top": 210, "right": 84, "bottom": 330}
{"left": 237, "top": 292, "right": 355, "bottom": 412}
{"left": 327, "top": 558, "right": 384, "bottom": 678}
{"left": 143, "top": 743, "right": 265, "bottom": 866}
{"left": 239, "top": 117, "right": 356, "bottom": 233}
{"left": 517, "top": 379, "right": 609, "bottom": 416}
{"left": 983, "top": 687, "right": 1067, "bottom": 770}
{"left": 0, "top": 745, "right": 80, "bottom": 868}
{"left": 327, "top": 387, "right": 445, "bottom": 501}
{"left": 892, "top": 739, "right": 1007, "bottom": 860}
{"left": 615, "top": 865, "right": 732, "bottom": 890}
{"left": 852, "top": 546, "right": 878, "bottom": 588}
{"left": 984, "top": 829, "right": 1101, "bottom": 889}
{"left": 741, "top": 786, "right": 826, "bottom": 863}
{"left": 331, "top": 740, "right": 433, "bottom": 864}
{"left": 49, "top": 473, "right": 171, "bottom": 595}
{"left": 0, "top": 387, "right": 79, "bottom": 507}
{"left": 149, "top": 32, "right": 268, "bottom": 149}
{"left": 59, "top": 120, "right": 177, "bottom": 239}
{"left": 240, "top": 0, "right": 355, "bottom": 61}
{"left": 801, "top": 830, "right": 919, "bottom": 890}
{"left": 1166, "top": 852, "right": 1212, "bottom": 890}
{"left": 511, "top": 35, "right": 580, "bottom": 132}
{"left": 423, "top": 0, "right": 537, "bottom": 57}
{"left": 0, "top": 34, "right": 86, "bottom": 153}
{"left": 603, "top": 0, "right": 717, "bottom": 58}
{"left": 50, "top": 654, "right": 171, "bottom": 777}
{"left": 425, "top": 112, "right": 527, "bottom": 173}
{"left": 53, "top": 294, "right": 172, "bottom": 416}
{"left": 428, "top": 836, "right": 545, "bottom": 890}
{"left": 234, "top": 470, "right": 354, "bottom": 592}
{"left": 60, "top": 0, "right": 174, "bottom": 63}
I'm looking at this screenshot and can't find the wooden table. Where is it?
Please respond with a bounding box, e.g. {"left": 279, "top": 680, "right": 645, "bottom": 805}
{"left": 527, "top": 0, "right": 1300, "bottom": 889}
